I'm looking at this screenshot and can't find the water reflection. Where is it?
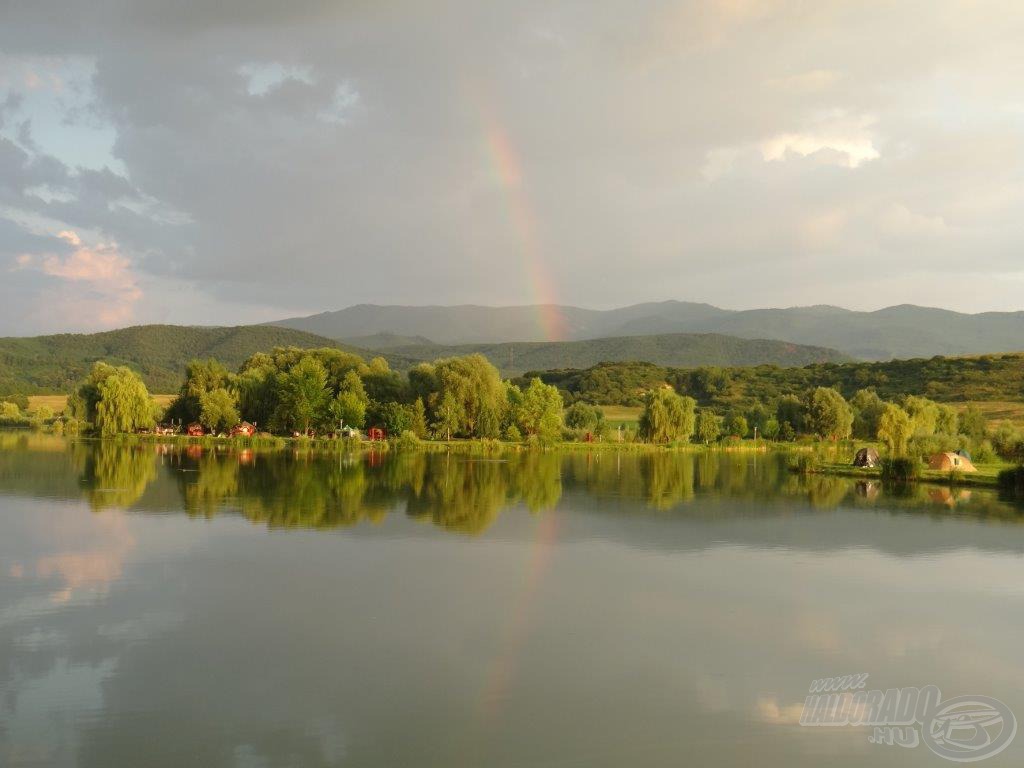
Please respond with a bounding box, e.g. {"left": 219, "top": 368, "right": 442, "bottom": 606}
{"left": 4, "top": 436, "right": 1024, "bottom": 767}
{"left": 2, "top": 435, "right": 1023, "bottom": 536}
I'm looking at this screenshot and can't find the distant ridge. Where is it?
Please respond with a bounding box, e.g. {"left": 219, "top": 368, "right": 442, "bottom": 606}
{"left": 0, "top": 324, "right": 845, "bottom": 394}
{"left": 0, "top": 325, "right": 357, "bottom": 394}
{"left": 271, "top": 301, "right": 1024, "bottom": 359}
{"left": 364, "top": 332, "right": 849, "bottom": 376}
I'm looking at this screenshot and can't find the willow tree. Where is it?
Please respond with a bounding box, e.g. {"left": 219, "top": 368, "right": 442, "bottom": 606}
{"left": 877, "top": 403, "right": 913, "bottom": 455}
{"left": 430, "top": 354, "right": 505, "bottom": 438}
{"left": 92, "top": 365, "right": 155, "bottom": 436}
{"left": 639, "top": 389, "right": 696, "bottom": 443}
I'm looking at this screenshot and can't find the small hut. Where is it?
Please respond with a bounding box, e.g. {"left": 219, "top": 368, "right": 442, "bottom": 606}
{"left": 367, "top": 427, "right": 386, "bottom": 442}
{"left": 928, "top": 452, "right": 977, "bottom": 472}
{"left": 187, "top": 423, "right": 205, "bottom": 437}
{"left": 230, "top": 421, "right": 257, "bottom": 438}
{"left": 852, "top": 447, "right": 880, "bottom": 468}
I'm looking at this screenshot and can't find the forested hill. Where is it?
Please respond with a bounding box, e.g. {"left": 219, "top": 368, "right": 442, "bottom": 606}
{"left": 272, "top": 301, "right": 1024, "bottom": 360}
{"left": 528, "top": 353, "right": 1024, "bottom": 408}
{"left": 369, "top": 333, "right": 849, "bottom": 375}
{"left": 0, "top": 325, "right": 361, "bottom": 394}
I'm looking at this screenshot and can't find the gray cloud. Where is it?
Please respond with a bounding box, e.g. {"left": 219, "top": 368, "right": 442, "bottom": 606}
{"left": 1, "top": 0, "right": 1024, "bottom": 335}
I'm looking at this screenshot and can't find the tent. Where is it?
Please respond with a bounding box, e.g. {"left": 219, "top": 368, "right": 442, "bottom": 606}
{"left": 928, "top": 452, "right": 977, "bottom": 472}
{"left": 852, "top": 447, "right": 880, "bottom": 468}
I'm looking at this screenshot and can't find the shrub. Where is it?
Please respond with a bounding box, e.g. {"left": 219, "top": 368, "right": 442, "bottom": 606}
{"left": 504, "top": 425, "right": 522, "bottom": 442}
{"left": 972, "top": 440, "right": 997, "bottom": 464}
{"left": 880, "top": 457, "right": 920, "bottom": 482}
{"left": 394, "top": 430, "right": 421, "bottom": 450}
{"left": 789, "top": 454, "right": 820, "bottom": 475}
{"left": 998, "top": 466, "right": 1024, "bottom": 497}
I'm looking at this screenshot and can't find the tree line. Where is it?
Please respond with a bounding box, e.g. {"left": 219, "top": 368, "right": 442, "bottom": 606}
{"left": 531, "top": 354, "right": 1024, "bottom": 409}
{"left": 632, "top": 383, "right": 1024, "bottom": 463}
{"left": 65, "top": 347, "right": 566, "bottom": 442}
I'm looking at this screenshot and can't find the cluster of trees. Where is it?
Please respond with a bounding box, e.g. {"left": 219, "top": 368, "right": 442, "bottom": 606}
{"left": 635, "top": 385, "right": 857, "bottom": 445}
{"left": 630, "top": 382, "right": 1016, "bottom": 461}
{"left": 158, "top": 347, "right": 566, "bottom": 441}
{"left": 534, "top": 354, "right": 1024, "bottom": 411}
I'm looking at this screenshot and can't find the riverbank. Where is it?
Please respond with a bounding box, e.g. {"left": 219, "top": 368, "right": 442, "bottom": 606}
{"left": 125, "top": 432, "right": 789, "bottom": 453}
{"left": 809, "top": 461, "right": 1012, "bottom": 489}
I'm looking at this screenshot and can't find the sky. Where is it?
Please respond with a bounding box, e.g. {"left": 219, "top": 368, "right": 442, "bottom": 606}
{"left": 2, "top": 0, "right": 1024, "bottom": 335}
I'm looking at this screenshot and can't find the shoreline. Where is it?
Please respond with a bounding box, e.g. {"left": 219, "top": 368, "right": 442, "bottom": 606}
{"left": 806, "top": 462, "right": 1010, "bottom": 490}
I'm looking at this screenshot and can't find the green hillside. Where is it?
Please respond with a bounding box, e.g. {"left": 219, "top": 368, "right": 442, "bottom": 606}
{"left": 378, "top": 333, "right": 849, "bottom": 375}
{"left": 273, "top": 301, "right": 1024, "bottom": 360}
{"left": 0, "top": 325, "right": 355, "bottom": 394}
{"left": 530, "top": 353, "right": 1024, "bottom": 408}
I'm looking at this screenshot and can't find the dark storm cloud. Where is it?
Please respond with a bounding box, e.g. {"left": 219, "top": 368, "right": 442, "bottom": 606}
{"left": 1, "top": 1, "right": 1024, "bottom": 333}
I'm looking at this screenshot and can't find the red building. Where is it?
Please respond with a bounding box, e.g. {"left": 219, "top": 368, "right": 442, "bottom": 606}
{"left": 230, "top": 421, "right": 257, "bottom": 437}
{"left": 187, "top": 423, "right": 205, "bottom": 437}
{"left": 367, "top": 427, "right": 386, "bottom": 441}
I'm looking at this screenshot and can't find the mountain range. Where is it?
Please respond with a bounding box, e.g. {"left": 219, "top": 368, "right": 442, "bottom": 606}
{"left": 0, "top": 325, "right": 847, "bottom": 393}
{"left": 0, "top": 325, "right": 352, "bottom": 394}
{"left": 271, "top": 301, "right": 1024, "bottom": 360}
{"left": 366, "top": 333, "right": 848, "bottom": 375}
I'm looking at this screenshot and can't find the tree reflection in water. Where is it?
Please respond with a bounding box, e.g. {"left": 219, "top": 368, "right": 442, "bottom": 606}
{"left": 1, "top": 437, "right": 1021, "bottom": 533}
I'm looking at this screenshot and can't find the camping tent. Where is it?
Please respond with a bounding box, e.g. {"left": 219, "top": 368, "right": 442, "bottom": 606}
{"left": 852, "top": 447, "right": 880, "bottom": 468}
{"left": 928, "top": 452, "right": 977, "bottom": 472}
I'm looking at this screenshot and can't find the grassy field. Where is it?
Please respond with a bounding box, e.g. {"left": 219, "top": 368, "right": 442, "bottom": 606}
{"left": 28, "top": 393, "right": 176, "bottom": 414}
{"left": 955, "top": 401, "right": 1024, "bottom": 429}
{"left": 598, "top": 404, "right": 642, "bottom": 429}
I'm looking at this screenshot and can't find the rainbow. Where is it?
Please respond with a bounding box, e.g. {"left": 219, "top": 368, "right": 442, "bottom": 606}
{"left": 477, "top": 511, "right": 561, "bottom": 719}
{"left": 477, "top": 97, "right": 568, "bottom": 341}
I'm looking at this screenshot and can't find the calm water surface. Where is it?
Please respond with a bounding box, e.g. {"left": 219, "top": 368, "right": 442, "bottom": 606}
{"left": 2, "top": 433, "right": 1024, "bottom": 767}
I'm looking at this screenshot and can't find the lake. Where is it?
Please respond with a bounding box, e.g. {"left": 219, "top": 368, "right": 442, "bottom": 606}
{"left": 2, "top": 433, "right": 1024, "bottom": 766}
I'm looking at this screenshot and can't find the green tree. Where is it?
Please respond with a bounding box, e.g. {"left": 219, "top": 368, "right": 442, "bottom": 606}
{"left": 776, "top": 394, "right": 805, "bottom": 435}
{"left": 167, "top": 358, "right": 234, "bottom": 424}
{"left": 851, "top": 388, "right": 886, "bottom": 439}
{"left": 275, "top": 356, "right": 329, "bottom": 433}
{"left": 695, "top": 409, "right": 721, "bottom": 444}
{"left": 514, "top": 378, "right": 564, "bottom": 440}
{"left": 433, "top": 390, "right": 463, "bottom": 440}
{"left": 639, "top": 389, "right": 696, "bottom": 443}
{"left": 375, "top": 401, "right": 413, "bottom": 436}
{"left": 903, "top": 395, "right": 939, "bottom": 436}
{"left": 564, "top": 402, "right": 604, "bottom": 432}
{"left": 429, "top": 354, "right": 506, "bottom": 438}
{"left": 958, "top": 405, "right": 987, "bottom": 440}
{"left": 807, "top": 387, "right": 853, "bottom": 440}
{"left": 199, "top": 388, "right": 240, "bottom": 433}
{"left": 409, "top": 397, "right": 428, "bottom": 438}
{"left": 877, "top": 403, "right": 913, "bottom": 455}
{"left": 724, "top": 411, "right": 749, "bottom": 438}
{"left": 93, "top": 366, "right": 155, "bottom": 436}
{"left": 328, "top": 370, "right": 369, "bottom": 429}
{"left": 935, "top": 404, "right": 958, "bottom": 435}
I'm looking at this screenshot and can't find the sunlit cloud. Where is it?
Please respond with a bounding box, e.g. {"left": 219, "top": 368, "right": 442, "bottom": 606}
{"left": 17, "top": 229, "right": 143, "bottom": 328}
{"left": 760, "top": 113, "right": 880, "bottom": 168}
